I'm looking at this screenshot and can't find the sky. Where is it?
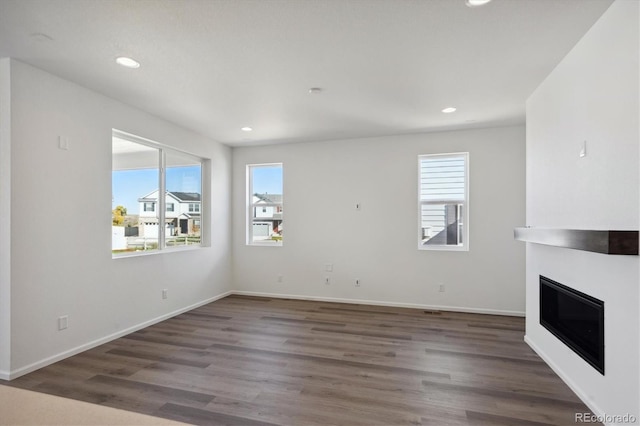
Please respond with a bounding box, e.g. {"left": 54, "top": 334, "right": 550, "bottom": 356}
{"left": 112, "top": 166, "right": 201, "bottom": 214}
{"left": 252, "top": 166, "right": 283, "bottom": 195}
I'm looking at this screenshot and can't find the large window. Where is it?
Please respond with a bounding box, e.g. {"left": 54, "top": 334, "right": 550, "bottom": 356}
{"left": 247, "top": 163, "right": 283, "bottom": 245}
{"left": 112, "top": 130, "right": 204, "bottom": 256}
{"left": 418, "top": 153, "right": 468, "bottom": 251}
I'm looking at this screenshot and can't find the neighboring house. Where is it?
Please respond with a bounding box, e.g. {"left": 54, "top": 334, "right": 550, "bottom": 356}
{"left": 252, "top": 193, "right": 282, "bottom": 239}
{"left": 138, "top": 190, "right": 201, "bottom": 238}
{"left": 422, "top": 204, "right": 463, "bottom": 246}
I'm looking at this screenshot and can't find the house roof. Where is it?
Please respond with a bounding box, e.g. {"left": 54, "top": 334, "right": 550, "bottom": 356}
{"left": 254, "top": 193, "right": 282, "bottom": 204}
{"left": 170, "top": 192, "right": 201, "bottom": 202}
{"left": 138, "top": 190, "right": 200, "bottom": 202}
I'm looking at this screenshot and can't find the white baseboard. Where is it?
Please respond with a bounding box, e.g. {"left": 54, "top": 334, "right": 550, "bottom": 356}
{"left": 6, "top": 290, "right": 233, "bottom": 380}
{"left": 524, "top": 335, "right": 607, "bottom": 423}
{"left": 231, "top": 290, "right": 525, "bottom": 317}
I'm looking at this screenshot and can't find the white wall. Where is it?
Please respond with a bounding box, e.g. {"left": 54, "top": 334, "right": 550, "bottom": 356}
{"left": 0, "top": 58, "right": 11, "bottom": 377}
{"left": 3, "top": 59, "right": 232, "bottom": 378}
{"left": 232, "top": 126, "right": 525, "bottom": 315}
{"left": 525, "top": 0, "right": 639, "bottom": 422}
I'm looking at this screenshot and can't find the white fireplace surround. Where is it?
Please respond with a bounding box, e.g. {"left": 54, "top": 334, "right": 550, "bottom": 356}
{"left": 524, "top": 1, "right": 639, "bottom": 422}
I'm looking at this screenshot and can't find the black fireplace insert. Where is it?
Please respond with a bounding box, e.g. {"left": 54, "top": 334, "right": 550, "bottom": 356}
{"left": 539, "top": 275, "right": 604, "bottom": 374}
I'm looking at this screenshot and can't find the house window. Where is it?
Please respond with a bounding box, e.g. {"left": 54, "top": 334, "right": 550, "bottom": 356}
{"left": 418, "top": 152, "right": 468, "bottom": 251}
{"left": 189, "top": 203, "right": 200, "bottom": 213}
{"left": 112, "top": 130, "right": 205, "bottom": 256}
{"left": 247, "top": 163, "right": 283, "bottom": 245}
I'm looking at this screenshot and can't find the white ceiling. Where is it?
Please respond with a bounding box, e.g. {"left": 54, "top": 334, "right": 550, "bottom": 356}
{"left": 0, "top": 0, "right": 613, "bottom": 146}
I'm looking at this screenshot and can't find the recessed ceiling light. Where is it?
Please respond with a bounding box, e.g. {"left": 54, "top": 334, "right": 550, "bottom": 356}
{"left": 241, "top": 127, "right": 253, "bottom": 132}
{"left": 465, "top": 0, "right": 492, "bottom": 7}
{"left": 115, "top": 56, "right": 141, "bottom": 69}
{"left": 308, "top": 87, "right": 323, "bottom": 94}
{"left": 442, "top": 107, "right": 457, "bottom": 113}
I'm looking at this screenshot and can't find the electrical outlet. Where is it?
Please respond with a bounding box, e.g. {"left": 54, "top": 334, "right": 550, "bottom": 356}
{"left": 355, "top": 279, "right": 361, "bottom": 287}
{"left": 162, "top": 289, "right": 168, "bottom": 299}
{"left": 324, "top": 264, "right": 333, "bottom": 272}
{"left": 325, "top": 277, "right": 330, "bottom": 285}
{"left": 277, "top": 275, "right": 283, "bottom": 283}
{"left": 58, "top": 315, "right": 68, "bottom": 330}
{"left": 438, "top": 283, "right": 445, "bottom": 293}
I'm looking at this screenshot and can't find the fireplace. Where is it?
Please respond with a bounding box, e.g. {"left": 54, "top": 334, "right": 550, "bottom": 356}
{"left": 539, "top": 276, "right": 605, "bottom": 374}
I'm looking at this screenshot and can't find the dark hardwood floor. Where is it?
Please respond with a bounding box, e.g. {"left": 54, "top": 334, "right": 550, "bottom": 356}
{"left": 1, "top": 295, "right": 596, "bottom": 425}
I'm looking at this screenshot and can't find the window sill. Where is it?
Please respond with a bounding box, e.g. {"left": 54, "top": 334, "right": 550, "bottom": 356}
{"left": 247, "top": 242, "right": 283, "bottom": 247}
{"left": 112, "top": 244, "right": 204, "bottom": 259}
{"left": 418, "top": 244, "right": 468, "bottom": 252}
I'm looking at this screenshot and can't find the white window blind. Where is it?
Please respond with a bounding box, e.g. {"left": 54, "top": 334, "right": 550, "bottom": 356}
{"left": 420, "top": 155, "right": 465, "bottom": 203}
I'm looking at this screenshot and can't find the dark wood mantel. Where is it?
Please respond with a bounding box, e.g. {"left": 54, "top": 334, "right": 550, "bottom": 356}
{"left": 514, "top": 227, "right": 639, "bottom": 255}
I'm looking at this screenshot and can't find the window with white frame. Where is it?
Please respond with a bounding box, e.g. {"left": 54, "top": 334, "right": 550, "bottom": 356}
{"left": 112, "top": 130, "right": 205, "bottom": 256}
{"left": 247, "top": 163, "right": 283, "bottom": 245}
{"left": 418, "top": 152, "right": 468, "bottom": 250}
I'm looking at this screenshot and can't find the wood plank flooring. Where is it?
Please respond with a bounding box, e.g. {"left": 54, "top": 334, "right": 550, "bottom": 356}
{"left": 1, "top": 295, "right": 597, "bottom": 425}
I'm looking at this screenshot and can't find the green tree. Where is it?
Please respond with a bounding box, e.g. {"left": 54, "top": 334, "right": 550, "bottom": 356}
{"left": 112, "top": 205, "right": 127, "bottom": 226}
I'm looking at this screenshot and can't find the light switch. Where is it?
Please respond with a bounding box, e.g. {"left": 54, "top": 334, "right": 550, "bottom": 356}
{"left": 58, "top": 315, "right": 68, "bottom": 330}
{"left": 579, "top": 140, "right": 587, "bottom": 158}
